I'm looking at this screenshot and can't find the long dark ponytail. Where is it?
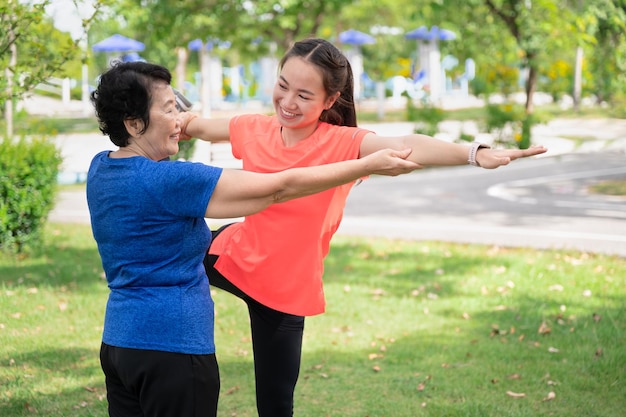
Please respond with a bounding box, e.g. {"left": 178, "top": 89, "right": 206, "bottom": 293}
{"left": 279, "top": 38, "right": 357, "bottom": 127}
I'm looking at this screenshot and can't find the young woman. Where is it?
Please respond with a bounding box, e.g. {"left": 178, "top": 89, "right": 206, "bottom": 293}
{"left": 180, "top": 38, "right": 547, "bottom": 416}
{"left": 86, "top": 60, "right": 420, "bottom": 417}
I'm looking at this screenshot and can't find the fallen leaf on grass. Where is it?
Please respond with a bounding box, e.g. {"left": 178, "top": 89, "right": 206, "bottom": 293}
{"left": 494, "top": 266, "right": 508, "bottom": 275}
{"left": 542, "top": 391, "right": 556, "bottom": 402}
{"left": 225, "top": 386, "right": 239, "bottom": 395}
{"left": 372, "top": 365, "right": 381, "bottom": 372}
{"left": 538, "top": 322, "right": 551, "bottom": 335}
{"left": 371, "top": 288, "right": 385, "bottom": 297}
{"left": 416, "top": 375, "right": 431, "bottom": 391}
{"left": 506, "top": 391, "right": 526, "bottom": 398}
{"left": 548, "top": 347, "right": 560, "bottom": 353}
{"left": 72, "top": 401, "right": 88, "bottom": 409}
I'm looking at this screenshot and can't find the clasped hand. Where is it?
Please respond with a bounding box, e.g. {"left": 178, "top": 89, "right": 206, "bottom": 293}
{"left": 365, "top": 148, "right": 422, "bottom": 176}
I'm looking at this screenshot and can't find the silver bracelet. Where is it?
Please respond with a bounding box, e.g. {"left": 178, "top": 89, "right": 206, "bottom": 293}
{"left": 468, "top": 142, "right": 491, "bottom": 167}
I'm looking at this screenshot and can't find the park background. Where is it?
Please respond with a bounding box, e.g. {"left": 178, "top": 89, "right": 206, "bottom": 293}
{"left": 1, "top": 1, "right": 625, "bottom": 416}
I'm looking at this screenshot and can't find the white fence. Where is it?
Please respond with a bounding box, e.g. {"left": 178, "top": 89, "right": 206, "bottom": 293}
{"left": 34, "top": 77, "right": 75, "bottom": 104}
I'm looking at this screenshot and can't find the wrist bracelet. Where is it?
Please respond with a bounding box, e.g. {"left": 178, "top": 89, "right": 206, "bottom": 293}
{"left": 468, "top": 142, "right": 491, "bottom": 167}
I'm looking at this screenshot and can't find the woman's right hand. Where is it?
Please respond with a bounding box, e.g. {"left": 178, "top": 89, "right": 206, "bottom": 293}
{"left": 362, "top": 148, "right": 422, "bottom": 176}
{"left": 178, "top": 112, "right": 199, "bottom": 140}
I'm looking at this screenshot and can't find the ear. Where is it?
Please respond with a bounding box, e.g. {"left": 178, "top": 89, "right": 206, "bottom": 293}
{"left": 325, "top": 92, "right": 340, "bottom": 110}
{"left": 124, "top": 118, "right": 145, "bottom": 137}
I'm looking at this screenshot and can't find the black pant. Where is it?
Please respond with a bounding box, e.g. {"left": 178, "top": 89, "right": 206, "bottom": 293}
{"left": 206, "top": 227, "right": 304, "bottom": 417}
{"left": 100, "top": 343, "right": 219, "bottom": 417}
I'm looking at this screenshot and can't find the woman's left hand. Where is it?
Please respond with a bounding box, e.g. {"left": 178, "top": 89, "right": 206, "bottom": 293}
{"left": 477, "top": 145, "right": 548, "bottom": 169}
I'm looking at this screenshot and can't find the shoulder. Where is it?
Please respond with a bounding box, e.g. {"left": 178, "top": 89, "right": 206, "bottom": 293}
{"left": 317, "top": 123, "right": 371, "bottom": 139}
{"left": 231, "top": 113, "right": 278, "bottom": 130}
{"left": 161, "top": 159, "right": 222, "bottom": 177}
{"left": 89, "top": 150, "right": 110, "bottom": 164}
{"left": 316, "top": 123, "right": 372, "bottom": 147}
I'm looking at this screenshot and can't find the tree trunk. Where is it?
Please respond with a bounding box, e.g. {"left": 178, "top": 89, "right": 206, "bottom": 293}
{"left": 175, "top": 47, "right": 188, "bottom": 93}
{"left": 200, "top": 48, "right": 211, "bottom": 118}
{"left": 524, "top": 62, "right": 537, "bottom": 114}
{"left": 573, "top": 46, "right": 583, "bottom": 111}
{"left": 5, "top": 27, "right": 17, "bottom": 139}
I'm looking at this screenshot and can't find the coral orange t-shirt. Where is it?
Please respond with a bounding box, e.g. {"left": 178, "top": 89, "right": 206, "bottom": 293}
{"left": 208, "top": 114, "right": 370, "bottom": 316}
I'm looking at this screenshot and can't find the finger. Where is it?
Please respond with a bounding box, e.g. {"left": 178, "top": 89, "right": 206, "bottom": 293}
{"left": 391, "top": 148, "right": 412, "bottom": 158}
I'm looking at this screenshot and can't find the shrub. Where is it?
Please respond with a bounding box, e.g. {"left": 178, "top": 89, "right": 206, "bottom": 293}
{"left": 0, "top": 136, "right": 62, "bottom": 254}
{"left": 484, "top": 103, "right": 524, "bottom": 148}
{"left": 175, "top": 138, "right": 197, "bottom": 161}
{"left": 406, "top": 97, "right": 445, "bottom": 137}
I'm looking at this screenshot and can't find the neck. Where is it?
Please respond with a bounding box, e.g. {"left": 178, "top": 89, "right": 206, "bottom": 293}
{"left": 280, "top": 124, "right": 318, "bottom": 147}
{"left": 110, "top": 145, "right": 145, "bottom": 159}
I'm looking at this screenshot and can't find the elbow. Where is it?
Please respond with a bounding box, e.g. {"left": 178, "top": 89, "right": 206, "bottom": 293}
{"left": 271, "top": 190, "right": 289, "bottom": 204}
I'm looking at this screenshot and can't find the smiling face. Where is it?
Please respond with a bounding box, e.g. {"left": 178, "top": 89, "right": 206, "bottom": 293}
{"left": 273, "top": 57, "right": 339, "bottom": 143}
{"left": 126, "top": 82, "right": 181, "bottom": 161}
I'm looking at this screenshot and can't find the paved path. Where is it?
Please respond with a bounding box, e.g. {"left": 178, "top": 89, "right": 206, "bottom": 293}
{"left": 340, "top": 152, "right": 626, "bottom": 257}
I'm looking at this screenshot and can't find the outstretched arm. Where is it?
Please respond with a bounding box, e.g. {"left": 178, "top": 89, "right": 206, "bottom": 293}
{"left": 179, "top": 112, "right": 231, "bottom": 143}
{"left": 205, "top": 148, "right": 420, "bottom": 218}
{"left": 360, "top": 133, "right": 547, "bottom": 170}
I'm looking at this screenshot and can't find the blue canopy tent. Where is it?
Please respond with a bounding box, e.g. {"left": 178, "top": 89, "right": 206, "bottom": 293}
{"left": 405, "top": 26, "right": 456, "bottom": 101}
{"left": 92, "top": 34, "right": 145, "bottom": 53}
{"left": 338, "top": 29, "right": 375, "bottom": 45}
{"left": 405, "top": 25, "right": 456, "bottom": 41}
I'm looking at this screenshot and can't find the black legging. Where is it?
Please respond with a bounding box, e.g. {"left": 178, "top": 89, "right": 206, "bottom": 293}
{"left": 205, "top": 226, "right": 304, "bottom": 417}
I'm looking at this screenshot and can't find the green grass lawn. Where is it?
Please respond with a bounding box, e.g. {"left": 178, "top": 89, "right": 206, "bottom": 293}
{"left": 1, "top": 224, "right": 624, "bottom": 416}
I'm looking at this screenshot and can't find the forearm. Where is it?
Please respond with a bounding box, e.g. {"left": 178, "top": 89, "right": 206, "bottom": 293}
{"left": 274, "top": 158, "right": 368, "bottom": 202}
{"left": 184, "top": 116, "right": 231, "bottom": 142}
{"left": 205, "top": 159, "right": 367, "bottom": 217}
{"left": 361, "top": 133, "right": 546, "bottom": 170}
{"left": 402, "top": 134, "right": 470, "bottom": 166}
{"left": 206, "top": 148, "right": 418, "bottom": 218}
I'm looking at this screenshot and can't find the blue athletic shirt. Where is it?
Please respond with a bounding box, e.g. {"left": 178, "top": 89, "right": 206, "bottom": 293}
{"left": 87, "top": 151, "right": 222, "bottom": 354}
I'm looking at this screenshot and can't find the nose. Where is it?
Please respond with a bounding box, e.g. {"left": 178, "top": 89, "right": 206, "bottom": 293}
{"left": 281, "top": 93, "right": 299, "bottom": 109}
